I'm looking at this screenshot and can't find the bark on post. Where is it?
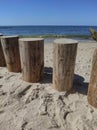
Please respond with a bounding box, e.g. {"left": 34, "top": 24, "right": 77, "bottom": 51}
{"left": 1, "top": 36, "right": 21, "bottom": 72}
{"left": 88, "top": 49, "right": 97, "bottom": 108}
{"left": 19, "top": 38, "right": 44, "bottom": 82}
{"left": 0, "top": 34, "right": 6, "bottom": 66}
{"left": 53, "top": 38, "right": 78, "bottom": 92}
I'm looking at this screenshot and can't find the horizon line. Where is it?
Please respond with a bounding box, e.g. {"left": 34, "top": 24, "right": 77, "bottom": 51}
{"left": 0, "top": 24, "right": 97, "bottom": 26}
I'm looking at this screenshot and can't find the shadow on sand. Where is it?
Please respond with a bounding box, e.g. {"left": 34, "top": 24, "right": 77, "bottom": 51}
{"left": 42, "top": 67, "right": 89, "bottom": 95}
{"left": 73, "top": 74, "right": 89, "bottom": 95}
{"left": 43, "top": 67, "right": 53, "bottom": 83}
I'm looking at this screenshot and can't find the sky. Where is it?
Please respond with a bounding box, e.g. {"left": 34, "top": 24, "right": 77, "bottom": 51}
{"left": 0, "top": 0, "right": 97, "bottom": 26}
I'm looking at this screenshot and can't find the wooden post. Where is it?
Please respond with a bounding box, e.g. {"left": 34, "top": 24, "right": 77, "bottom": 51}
{"left": 19, "top": 38, "right": 44, "bottom": 82}
{"left": 0, "top": 34, "right": 6, "bottom": 66}
{"left": 53, "top": 38, "right": 78, "bottom": 92}
{"left": 88, "top": 49, "right": 97, "bottom": 108}
{"left": 1, "top": 36, "right": 21, "bottom": 72}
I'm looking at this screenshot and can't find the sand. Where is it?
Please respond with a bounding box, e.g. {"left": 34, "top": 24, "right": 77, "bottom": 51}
{"left": 0, "top": 41, "right": 97, "bottom": 130}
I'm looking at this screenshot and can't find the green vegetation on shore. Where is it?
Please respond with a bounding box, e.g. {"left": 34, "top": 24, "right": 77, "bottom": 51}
{"left": 90, "top": 28, "right": 97, "bottom": 41}
{"left": 19, "top": 34, "right": 91, "bottom": 39}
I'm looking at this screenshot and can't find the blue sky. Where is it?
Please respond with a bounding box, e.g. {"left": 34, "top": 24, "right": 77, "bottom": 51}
{"left": 0, "top": 0, "right": 97, "bottom": 25}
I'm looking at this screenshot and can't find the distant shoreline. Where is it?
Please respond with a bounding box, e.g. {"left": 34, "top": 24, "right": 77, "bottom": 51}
{"left": 20, "top": 34, "right": 91, "bottom": 39}
{"left": 19, "top": 34, "right": 96, "bottom": 43}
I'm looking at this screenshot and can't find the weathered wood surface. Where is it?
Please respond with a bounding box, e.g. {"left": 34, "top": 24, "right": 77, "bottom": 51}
{"left": 0, "top": 34, "right": 6, "bottom": 66}
{"left": 1, "top": 36, "right": 21, "bottom": 72}
{"left": 19, "top": 38, "right": 44, "bottom": 82}
{"left": 88, "top": 49, "right": 97, "bottom": 108}
{"left": 53, "top": 38, "right": 78, "bottom": 92}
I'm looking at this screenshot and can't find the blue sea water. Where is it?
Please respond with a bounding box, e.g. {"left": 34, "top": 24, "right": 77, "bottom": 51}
{"left": 0, "top": 25, "right": 97, "bottom": 36}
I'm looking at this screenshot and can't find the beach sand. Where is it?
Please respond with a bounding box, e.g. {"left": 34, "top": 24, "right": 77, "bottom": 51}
{"left": 0, "top": 41, "right": 97, "bottom": 130}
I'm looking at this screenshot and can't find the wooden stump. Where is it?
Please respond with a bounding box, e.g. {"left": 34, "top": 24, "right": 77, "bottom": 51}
{"left": 88, "top": 49, "right": 97, "bottom": 108}
{"left": 0, "top": 34, "right": 6, "bottom": 66}
{"left": 19, "top": 38, "right": 44, "bottom": 82}
{"left": 53, "top": 38, "right": 78, "bottom": 92}
{"left": 1, "top": 36, "right": 21, "bottom": 72}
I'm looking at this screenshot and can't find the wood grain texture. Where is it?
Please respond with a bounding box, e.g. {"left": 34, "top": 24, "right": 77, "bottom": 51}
{"left": 53, "top": 38, "right": 78, "bottom": 92}
{"left": 0, "top": 34, "right": 6, "bottom": 66}
{"left": 19, "top": 38, "right": 44, "bottom": 82}
{"left": 1, "top": 36, "right": 21, "bottom": 72}
{"left": 88, "top": 49, "right": 97, "bottom": 108}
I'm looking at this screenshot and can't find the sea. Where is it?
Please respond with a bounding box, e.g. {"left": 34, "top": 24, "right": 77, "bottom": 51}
{"left": 0, "top": 25, "right": 97, "bottom": 43}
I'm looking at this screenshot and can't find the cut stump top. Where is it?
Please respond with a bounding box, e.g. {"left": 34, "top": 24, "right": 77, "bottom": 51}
{"left": 19, "top": 38, "right": 44, "bottom": 42}
{"left": 54, "top": 38, "right": 78, "bottom": 44}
